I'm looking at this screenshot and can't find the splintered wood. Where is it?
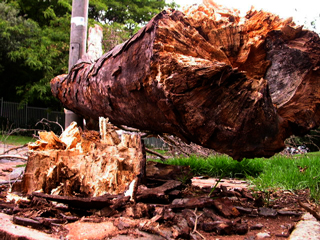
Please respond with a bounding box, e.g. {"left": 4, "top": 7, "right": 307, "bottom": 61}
{"left": 51, "top": 2, "right": 320, "bottom": 160}
{"left": 22, "top": 121, "right": 145, "bottom": 198}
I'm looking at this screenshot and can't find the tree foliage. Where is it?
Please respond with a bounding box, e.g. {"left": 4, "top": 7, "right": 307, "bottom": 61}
{"left": 0, "top": 3, "right": 35, "bottom": 52}
{"left": 0, "top": 0, "right": 177, "bottom": 109}
{"left": 0, "top": 0, "right": 71, "bottom": 108}
{"left": 90, "top": 0, "right": 176, "bottom": 23}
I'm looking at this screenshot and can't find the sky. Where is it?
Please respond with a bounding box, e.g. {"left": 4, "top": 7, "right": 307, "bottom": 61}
{"left": 166, "top": 0, "right": 320, "bottom": 33}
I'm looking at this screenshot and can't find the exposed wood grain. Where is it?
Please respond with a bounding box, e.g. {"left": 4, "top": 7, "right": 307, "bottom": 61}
{"left": 51, "top": 4, "right": 320, "bottom": 159}
{"left": 23, "top": 122, "right": 146, "bottom": 197}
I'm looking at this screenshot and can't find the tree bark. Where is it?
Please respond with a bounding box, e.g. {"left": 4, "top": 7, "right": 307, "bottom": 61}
{"left": 51, "top": 4, "right": 320, "bottom": 160}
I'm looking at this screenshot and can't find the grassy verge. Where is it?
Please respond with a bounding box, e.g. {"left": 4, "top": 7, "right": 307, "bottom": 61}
{"left": 158, "top": 154, "right": 264, "bottom": 178}
{"left": 0, "top": 134, "right": 35, "bottom": 146}
{"left": 151, "top": 152, "right": 320, "bottom": 201}
{"left": 248, "top": 154, "right": 320, "bottom": 201}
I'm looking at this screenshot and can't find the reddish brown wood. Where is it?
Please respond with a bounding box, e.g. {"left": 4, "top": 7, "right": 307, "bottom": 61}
{"left": 51, "top": 4, "right": 320, "bottom": 159}
{"left": 32, "top": 192, "right": 128, "bottom": 210}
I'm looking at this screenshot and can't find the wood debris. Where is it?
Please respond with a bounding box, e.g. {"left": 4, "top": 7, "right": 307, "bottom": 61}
{"left": 0, "top": 176, "right": 304, "bottom": 239}
{"left": 23, "top": 120, "right": 145, "bottom": 197}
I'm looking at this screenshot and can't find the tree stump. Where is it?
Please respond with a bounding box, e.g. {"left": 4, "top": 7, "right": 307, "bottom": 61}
{"left": 22, "top": 121, "right": 146, "bottom": 197}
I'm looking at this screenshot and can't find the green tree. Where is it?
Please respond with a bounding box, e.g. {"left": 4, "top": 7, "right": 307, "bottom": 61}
{"left": 90, "top": 0, "right": 178, "bottom": 43}
{"left": 0, "top": 0, "right": 177, "bottom": 109}
{"left": 90, "top": 0, "right": 177, "bottom": 23}
{"left": 0, "top": 2, "right": 45, "bottom": 104}
{"left": 102, "top": 22, "right": 132, "bottom": 51}
{"left": 90, "top": 0, "right": 177, "bottom": 32}
{"left": 0, "top": 3, "right": 38, "bottom": 57}
{"left": 1, "top": 0, "right": 71, "bottom": 108}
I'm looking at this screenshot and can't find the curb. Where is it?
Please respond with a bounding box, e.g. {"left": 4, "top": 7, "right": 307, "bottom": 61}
{"left": 0, "top": 213, "right": 57, "bottom": 240}
{"left": 289, "top": 213, "right": 320, "bottom": 240}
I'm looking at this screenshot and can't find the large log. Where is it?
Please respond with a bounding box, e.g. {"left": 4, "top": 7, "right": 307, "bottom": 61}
{"left": 51, "top": 3, "right": 320, "bottom": 159}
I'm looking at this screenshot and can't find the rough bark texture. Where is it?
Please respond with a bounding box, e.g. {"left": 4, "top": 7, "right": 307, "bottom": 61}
{"left": 51, "top": 3, "right": 320, "bottom": 159}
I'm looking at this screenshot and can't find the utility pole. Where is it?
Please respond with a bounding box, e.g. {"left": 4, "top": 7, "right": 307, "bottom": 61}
{"left": 65, "top": 0, "right": 89, "bottom": 128}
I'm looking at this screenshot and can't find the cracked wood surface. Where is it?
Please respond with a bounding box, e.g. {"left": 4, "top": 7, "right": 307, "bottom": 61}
{"left": 23, "top": 122, "right": 146, "bottom": 197}
{"left": 51, "top": 4, "right": 320, "bottom": 159}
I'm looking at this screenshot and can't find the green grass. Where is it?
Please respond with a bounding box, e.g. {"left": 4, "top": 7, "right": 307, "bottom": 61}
{"left": 146, "top": 149, "right": 168, "bottom": 155}
{"left": 153, "top": 152, "right": 320, "bottom": 201}
{"left": 248, "top": 154, "right": 320, "bottom": 201}
{"left": 156, "top": 154, "right": 264, "bottom": 178}
{"left": 16, "top": 164, "right": 27, "bottom": 167}
{"left": 0, "top": 134, "right": 35, "bottom": 145}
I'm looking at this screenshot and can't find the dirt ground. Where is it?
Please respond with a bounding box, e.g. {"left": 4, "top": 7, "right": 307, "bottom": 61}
{"left": 0, "top": 144, "right": 317, "bottom": 239}
{"left": 185, "top": 179, "right": 312, "bottom": 239}
{"left": 199, "top": 189, "right": 309, "bottom": 239}
{"left": 1, "top": 175, "right": 313, "bottom": 239}
{"left": 162, "top": 182, "right": 311, "bottom": 240}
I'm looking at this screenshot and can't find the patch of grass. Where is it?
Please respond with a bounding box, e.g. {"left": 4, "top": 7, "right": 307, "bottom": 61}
{"left": 302, "top": 151, "right": 320, "bottom": 157}
{"left": 162, "top": 154, "right": 264, "bottom": 178}
{"left": 248, "top": 154, "right": 320, "bottom": 201}
{"left": 0, "top": 134, "right": 35, "bottom": 146}
{"left": 16, "top": 164, "right": 27, "bottom": 167}
{"left": 161, "top": 152, "right": 320, "bottom": 201}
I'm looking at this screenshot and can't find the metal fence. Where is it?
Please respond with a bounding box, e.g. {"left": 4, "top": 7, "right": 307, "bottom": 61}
{"left": 0, "top": 98, "right": 64, "bottom": 132}
{"left": 143, "top": 137, "right": 166, "bottom": 149}
{"left": 0, "top": 98, "right": 167, "bottom": 147}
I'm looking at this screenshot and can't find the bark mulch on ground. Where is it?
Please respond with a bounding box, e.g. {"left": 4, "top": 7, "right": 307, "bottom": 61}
{"left": 0, "top": 165, "right": 315, "bottom": 239}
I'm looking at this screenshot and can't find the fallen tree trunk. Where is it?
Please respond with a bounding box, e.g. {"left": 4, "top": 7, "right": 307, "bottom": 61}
{"left": 51, "top": 3, "right": 320, "bottom": 159}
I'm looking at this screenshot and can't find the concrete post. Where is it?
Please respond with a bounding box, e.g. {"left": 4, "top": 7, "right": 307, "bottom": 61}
{"left": 65, "top": 0, "right": 89, "bottom": 129}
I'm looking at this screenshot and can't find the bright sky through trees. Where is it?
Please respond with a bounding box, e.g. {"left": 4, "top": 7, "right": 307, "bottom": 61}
{"left": 167, "top": 0, "right": 320, "bottom": 33}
